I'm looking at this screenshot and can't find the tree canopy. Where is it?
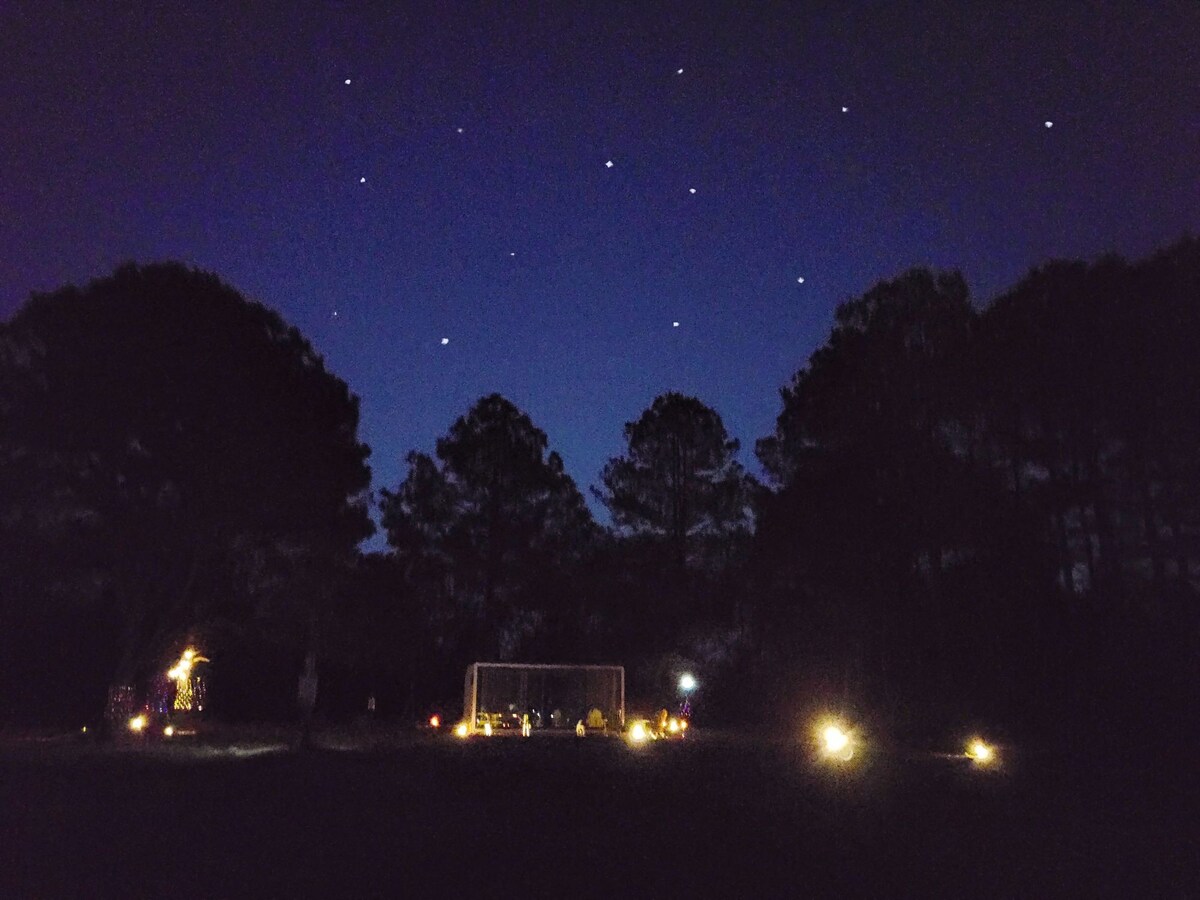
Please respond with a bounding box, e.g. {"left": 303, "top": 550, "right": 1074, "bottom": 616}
{"left": 595, "top": 392, "right": 756, "bottom": 569}
{"left": 0, "top": 262, "right": 372, "bottom": 717}
{"left": 380, "top": 394, "right": 596, "bottom": 662}
{"left": 4, "top": 241, "right": 1200, "bottom": 742}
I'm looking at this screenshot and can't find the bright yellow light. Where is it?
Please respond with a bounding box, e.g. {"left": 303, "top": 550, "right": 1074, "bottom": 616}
{"left": 81, "top": 726, "right": 87, "bottom": 734}
{"left": 128, "top": 714, "right": 147, "bottom": 732}
{"left": 483, "top": 722, "right": 493, "bottom": 737}
{"left": 680, "top": 720, "right": 688, "bottom": 731}
{"left": 163, "top": 725, "right": 174, "bottom": 737}
{"left": 822, "top": 725, "right": 849, "bottom": 754}
{"left": 183, "top": 648, "right": 196, "bottom": 661}
{"left": 429, "top": 715, "right": 440, "bottom": 728}
{"left": 815, "top": 720, "right": 855, "bottom": 760}
{"left": 668, "top": 718, "right": 680, "bottom": 733}
{"left": 629, "top": 722, "right": 647, "bottom": 742}
{"left": 967, "top": 739, "right": 995, "bottom": 764}
{"left": 454, "top": 722, "right": 468, "bottom": 738}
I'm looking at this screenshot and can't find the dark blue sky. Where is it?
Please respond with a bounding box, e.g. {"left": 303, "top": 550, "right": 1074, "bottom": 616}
{"left": 3, "top": 2, "right": 1198, "bottom": 544}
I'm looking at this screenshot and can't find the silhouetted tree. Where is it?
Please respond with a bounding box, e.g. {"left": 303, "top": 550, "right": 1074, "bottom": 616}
{"left": 380, "top": 394, "right": 596, "bottom": 662}
{"left": 595, "top": 392, "right": 756, "bottom": 571}
{"left": 755, "top": 247, "right": 1200, "bottom": 739}
{"left": 0, "top": 263, "right": 372, "bottom": 722}
{"left": 754, "top": 269, "right": 1025, "bottom": 724}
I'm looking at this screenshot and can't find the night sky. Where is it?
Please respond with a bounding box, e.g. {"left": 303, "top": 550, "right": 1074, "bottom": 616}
{"left": 3, "top": 2, "right": 1198, "bottom": 544}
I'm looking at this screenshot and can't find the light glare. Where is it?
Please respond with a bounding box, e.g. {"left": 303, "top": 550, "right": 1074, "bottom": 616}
{"left": 967, "top": 739, "right": 995, "bottom": 764}
{"left": 822, "top": 725, "right": 849, "bottom": 753}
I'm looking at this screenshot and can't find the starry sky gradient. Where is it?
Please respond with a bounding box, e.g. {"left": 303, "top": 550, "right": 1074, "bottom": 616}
{"left": 3, "top": 2, "right": 1198, "bottom": 546}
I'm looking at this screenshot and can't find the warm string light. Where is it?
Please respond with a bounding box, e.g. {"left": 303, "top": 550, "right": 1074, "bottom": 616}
{"left": 167, "top": 647, "right": 209, "bottom": 712}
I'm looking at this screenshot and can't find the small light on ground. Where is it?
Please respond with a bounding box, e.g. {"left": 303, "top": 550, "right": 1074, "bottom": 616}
{"left": 128, "top": 714, "right": 147, "bottom": 733}
{"left": 429, "top": 715, "right": 440, "bottom": 728}
{"left": 163, "top": 725, "right": 174, "bottom": 737}
{"left": 454, "top": 722, "right": 468, "bottom": 738}
{"left": 483, "top": 722, "right": 493, "bottom": 737}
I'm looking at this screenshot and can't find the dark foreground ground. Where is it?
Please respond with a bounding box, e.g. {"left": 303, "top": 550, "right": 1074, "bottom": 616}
{"left": 1, "top": 727, "right": 1195, "bottom": 898}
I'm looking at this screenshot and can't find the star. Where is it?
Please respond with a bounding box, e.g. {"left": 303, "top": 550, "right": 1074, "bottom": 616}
{"left": 345, "top": 79, "right": 352, "bottom": 85}
{"left": 672, "top": 321, "right": 680, "bottom": 327}
{"left": 677, "top": 68, "right": 684, "bottom": 75}
{"left": 605, "top": 160, "right": 614, "bottom": 168}
{"left": 332, "top": 310, "right": 339, "bottom": 318}
{"left": 797, "top": 276, "right": 805, "bottom": 284}
{"left": 509, "top": 252, "right": 516, "bottom": 257}
{"left": 1044, "top": 120, "right": 1053, "bottom": 128}
{"left": 689, "top": 188, "right": 697, "bottom": 194}
{"left": 456, "top": 127, "right": 464, "bottom": 134}
{"left": 359, "top": 176, "right": 366, "bottom": 183}
{"left": 841, "top": 106, "right": 848, "bottom": 113}
{"left": 440, "top": 337, "right": 449, "bottom": 345}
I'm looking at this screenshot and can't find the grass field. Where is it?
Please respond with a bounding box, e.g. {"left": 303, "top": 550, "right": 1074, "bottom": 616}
{"left": 1, "top": 727, "right": 1194, "bottom": 898}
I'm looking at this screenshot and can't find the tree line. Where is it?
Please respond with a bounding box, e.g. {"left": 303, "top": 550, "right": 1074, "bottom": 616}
{"left": 2, "top": 243, "right": 1197, "bottom": 743}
